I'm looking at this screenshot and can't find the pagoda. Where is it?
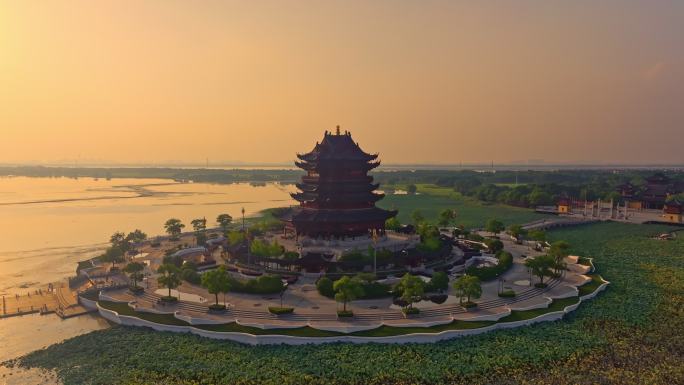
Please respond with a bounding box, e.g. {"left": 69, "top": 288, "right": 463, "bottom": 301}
{"left": 284, "top": 127, "right": 397, "bottom": 239}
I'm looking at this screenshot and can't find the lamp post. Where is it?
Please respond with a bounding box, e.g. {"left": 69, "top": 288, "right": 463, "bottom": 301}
{"left": 241, "top": 207, "right": 245, "bottom": 231}
{"left": 371, "top": 229, "right": 378, "bottom": 275}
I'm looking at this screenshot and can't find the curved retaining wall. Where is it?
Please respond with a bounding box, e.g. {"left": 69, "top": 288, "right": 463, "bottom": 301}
{"left": 96, "top": 278, "right": 609, "bottom": 345}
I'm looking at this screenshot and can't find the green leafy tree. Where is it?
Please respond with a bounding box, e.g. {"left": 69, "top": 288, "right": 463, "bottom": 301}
{"left": 126, "top": 229, "right": 147, "bottom": 244}
{"left": 453, "top": 274, "right": 482, "bottom": 305}
{"left": 216, "top": 214, "right": 233, "bottom": 235}
{"left": 157, "top": 263, "right": 182, "bottom": 299}
{"left": 100, "top": 246, "right": 124, "bottom": 268}
{"left": 437, "top": 209, "right": 456, "bottom": 227}
{"left": 549, "top": 240, "right": 570, "bottom": 273}
{"left": 316, "top": 277, "right": 334, "bottom": 298}
{"left": 429, "top": 271, "right": 449, "bottom": 293}
{"left": 333, "top": 276, "right": 364, "bottom": 312}
{"left": 525, "top": 255, "right": 555, "bottom": 287}
{"left": 164, "top": 218, "right": 185, "bottom": 241}
{"left": 507, "top": 224, "right": 527, "bottom": 240}
{"left": 385, "top": 217, "right": 401, "bottom": 231}
{"left": 411, "top": 210, "right": 425, "bottom": 225}
{"left": 110, "top": 232, "right": 131, "bottom": 255}
{"left": 397, "top": 273, "right": 425, "bottom": 310}
{"left": 484, "top": 239, "right": 504, "bottom": 254}
{"left": 123, "top": 262, "right": 145, "bottom": 288}
{"left": 528, "top": 230, "right": 547, "bottom": 242}
{"left": 227, "top": 230, "right": 246, "bottom": 246}
{"left": 201, "top": 266, "right": 231, "bottom": 307}
{"left": 485, "top": 219, "right": 505, "bottom": 237}
{"left": 191, "top": 217, "right": 207, "bottom": 246}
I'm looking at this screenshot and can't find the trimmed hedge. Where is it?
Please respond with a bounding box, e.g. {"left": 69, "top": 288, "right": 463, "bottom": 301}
{"left": 268, "top": 306, "right": 294, "bottom": 315}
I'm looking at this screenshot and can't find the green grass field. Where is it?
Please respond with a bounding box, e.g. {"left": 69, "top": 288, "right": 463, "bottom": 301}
{"left": 379, "top": 184, "right": 549, "bottom": 228}
{"left": 14, "top": 221, "right": 684, "bottom": 384}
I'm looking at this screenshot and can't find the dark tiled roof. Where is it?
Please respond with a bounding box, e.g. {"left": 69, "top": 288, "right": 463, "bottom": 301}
{"left": 297, "top": 130, "right": 378, "bottom": 162}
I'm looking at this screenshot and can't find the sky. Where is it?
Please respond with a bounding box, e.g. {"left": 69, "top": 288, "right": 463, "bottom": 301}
{"left": 0, "top": 0, "right": 682, "bottom": 166}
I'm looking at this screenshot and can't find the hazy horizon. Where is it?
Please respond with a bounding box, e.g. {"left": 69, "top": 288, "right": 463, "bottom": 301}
{"left": 1, "top": 1, "right": 683, "bottom": 165}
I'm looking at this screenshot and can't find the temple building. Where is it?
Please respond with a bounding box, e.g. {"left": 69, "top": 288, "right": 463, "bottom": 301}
{"left": 663, "top": 200, "right": 683, "bottom": 224}
{"left": 616, "top": 173, "right": 684, "bottom": 210}
{"left": 283, "top": 127, "right": 397, "bottom": 239}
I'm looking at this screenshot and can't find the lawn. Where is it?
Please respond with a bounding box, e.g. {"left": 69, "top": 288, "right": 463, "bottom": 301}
{"left": 379, "top": 184, "right": 550, "bottom": 228}
{"left": 14, "top": 223, "right": 684, "bottom": 385}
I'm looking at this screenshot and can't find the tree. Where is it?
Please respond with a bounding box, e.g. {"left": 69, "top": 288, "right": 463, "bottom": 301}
{"left": 429, "top": 271, "right": 449, "bottom": 293}
{"left": 201, "top": 266, "right": 231, "bottom": 308}
{"left": 549, "top": 240, "right": 570, "bottom": 274}
{"left": 485, "top": 219, "right": 505, "bottom": 237}
{"left": 397, "top": 273, "right": 425, "bottom": 310}
{"left": 385, "top": 217, "right": 401, "bottom": 231}
{"left": 437, "top": 209, "right": 456, "bottom": 227}
{"left": 411, "top": 210, "right": 425, "bottom": 225}
{"left": 316, "top": 277, "right": 334, "bottom": 298}
{"left": 406, "top": 184, "right": 417, "bottom": 195}
{"left": 123, "top": 262, "right": 145, "bottom": 288}
{"left": 484, "top": 239, "right": 504, "bottom": 254}
{"left": 110, "top": 232, "right": 131, "bottom": 256}
{"left": 216, "top": 214, "right": 233, "bottom": 235}
{"left": 191, "top": 217, "right": 207, "bottom": 246}
{"left": 157, "top": 263, "right": 181, "bottom": 299}
{"left": 333, "top": 276, "right": 364, "bottom": 313}
{"left": 453, "top": 274, "right": 482, "bottom": 305}
{"left": 507, "top": 224, "right": 527, "bottom": 240}
{"left": 100, "top": 246, "right": 124, "bottom": 268}
{"left": 126, "top": 229, "right": 148, "bottom": 244}
{"left": 164, "top": 218, "right": 185, "bottom": 241}
{"left": 528, "top": 230, "right": 547, "bottom": 242}
{"left": 525, "top": 255, "right": 555, "bottom": 287}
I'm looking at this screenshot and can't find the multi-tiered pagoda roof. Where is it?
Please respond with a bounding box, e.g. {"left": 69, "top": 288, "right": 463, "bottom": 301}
{"left": 283, "top": 127, "right": 397, "bottom": 238}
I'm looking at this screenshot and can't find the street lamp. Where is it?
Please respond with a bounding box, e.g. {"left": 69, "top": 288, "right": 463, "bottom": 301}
{"left": 241, "top": 207, "right": 245, "bottom": 231}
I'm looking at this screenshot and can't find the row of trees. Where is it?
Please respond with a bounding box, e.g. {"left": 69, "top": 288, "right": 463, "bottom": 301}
{"left": 320, "top": 272, "right": 479, "bottom": 315}
{"left": 100, "top": 229, "right": 148, "bottom": 267}
{"left": 524, "top": 241, "right": 570, "bottom": 287}
{"left": 163, "top": 213, "right": 234, "bottom": 244}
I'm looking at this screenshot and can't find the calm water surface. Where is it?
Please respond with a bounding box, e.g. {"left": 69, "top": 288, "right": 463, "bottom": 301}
{"left": 0, "top": 177, "right": 295, "bottom": 382}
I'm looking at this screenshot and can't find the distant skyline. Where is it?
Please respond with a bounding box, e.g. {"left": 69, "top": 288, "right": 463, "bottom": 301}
{"left": 1, "top": 1, "right": 683, "bottom": 165}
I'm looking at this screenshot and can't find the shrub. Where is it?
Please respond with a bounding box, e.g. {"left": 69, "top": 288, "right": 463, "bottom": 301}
{"left": 360, "top": 281, "right": 392, "bottom": 299}
{"left": 160, "top": 296, "right": 178, "bottom": 302}
{"left": 465, "top": 251, "right": 513, "bottom": 281}
{"left": 462, "top": 301, "right": 477, "bottom": 309}
{"left": 283, "top": 251, "right": 299, "bottom": 261}
{"left": 402, "top": 307, "right": 420, "bottom": 315}
{"left": 426, "top": 271, "right": 449, "bottom": 292}
{"left": 498, "top": 290, "right": 516, "bottom": 298}
{"left": 337, "top": 310, "right": 354, "bottom": 317}
{"left": 484, "top": 239, "right": 504, "bottom": 253}
{"left": 429, "top": 294, "right": 448, "bottom": 304}
{"left": 180, "top": 266, "right": 201, "bottom": 285}
{"left": 268, "top": 307, "right": 294, "bottom": 315}
{"left": 208, "top": 304, "right": 226, "bottom": 311}
{"left": 316, "top": 277, "right": 335, "bottom": 298}
{"left": 535, "top": 282, "right": 548, "bottom": 288}
{"left": 227, "top": 275, "right": 284, "bottom": 294}
{"left": 128, "top": 286, "right": 144, "bottom": 295}
{"left": 417, "top": 236, "right": 441, "bottom": 253}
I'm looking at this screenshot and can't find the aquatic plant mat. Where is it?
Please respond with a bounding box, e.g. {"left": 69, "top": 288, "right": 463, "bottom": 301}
{"left": 13, "top": 223, "right": 684, "bottom": 384}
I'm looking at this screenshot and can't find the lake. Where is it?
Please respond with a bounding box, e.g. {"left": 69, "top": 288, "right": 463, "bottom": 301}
{"left": 0, "top": 176, "right": 296, "bottom": 296}
{"left": 0, "top": 176, "right": 296, "bottom": 381}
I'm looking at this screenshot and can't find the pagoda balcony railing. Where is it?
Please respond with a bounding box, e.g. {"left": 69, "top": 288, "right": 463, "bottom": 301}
{"left": 301, "top": 175, "right": 373, "bottom": 184}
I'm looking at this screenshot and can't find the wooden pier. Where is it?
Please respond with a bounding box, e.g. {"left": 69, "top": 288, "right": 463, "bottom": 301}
{"left": 1, "top": 285, "right": 93, "bottom": 319}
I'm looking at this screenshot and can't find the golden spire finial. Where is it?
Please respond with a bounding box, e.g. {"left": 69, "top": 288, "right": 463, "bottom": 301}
{"left": 336, "top": 125, "right": 341, "bottom": 135}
